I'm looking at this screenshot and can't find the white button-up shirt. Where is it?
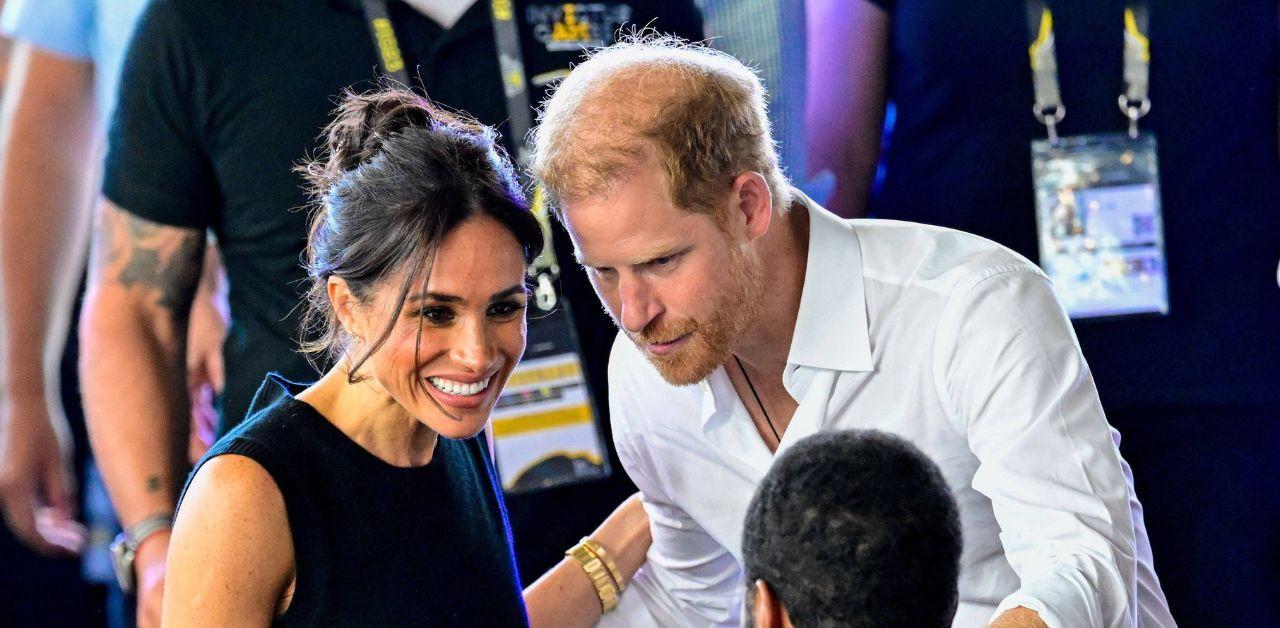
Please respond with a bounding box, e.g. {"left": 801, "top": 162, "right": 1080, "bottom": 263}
{"left": 601, "top": 194, "right": 1174, "bottom": 628}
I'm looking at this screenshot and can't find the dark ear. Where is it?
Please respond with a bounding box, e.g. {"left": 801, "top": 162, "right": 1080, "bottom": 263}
{"left": 753, "top": 579, "right": 787, "bottom": 628}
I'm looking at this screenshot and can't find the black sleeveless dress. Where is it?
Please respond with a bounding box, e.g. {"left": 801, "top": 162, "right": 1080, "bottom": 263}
{"left": 180, "top": 374, "right": 530, "bottom": 627}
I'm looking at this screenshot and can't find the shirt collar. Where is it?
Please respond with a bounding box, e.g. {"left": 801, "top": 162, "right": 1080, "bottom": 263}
{"left": 785, "top": 189, "right": 874, "bottom": 372}
{"left": 697, "top": 189, "right": 873, "bottom": 432}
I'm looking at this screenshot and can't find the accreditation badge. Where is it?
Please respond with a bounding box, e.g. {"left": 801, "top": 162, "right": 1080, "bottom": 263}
{"left": 1031, "top": 133, "right": 1169, "bottom": 319}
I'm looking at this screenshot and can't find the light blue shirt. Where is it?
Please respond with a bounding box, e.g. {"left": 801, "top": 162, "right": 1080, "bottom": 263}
{"left": 0, "top": 0, "right": 150, "bottom": 593}
{"left": 1, "top": 0, "right": 150, "bottom": 121}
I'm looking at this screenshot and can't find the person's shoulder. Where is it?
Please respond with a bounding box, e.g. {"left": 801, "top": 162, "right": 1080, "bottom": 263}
{"left": 187, "top": 453, "right": 282, "bottom": 509}
{"left": 141, "top": 0, "right": 235, "bottom": 24}
{"left": 214, "top": 407, "right": 294, "bottom": 455}
{"left": 119, "top": 0, "right": 211, "bottom": 64}
{"left": 851, "top": 218, "right": 1044, "bottom": 297}
{"left": 0, "top": 0, "right": 94, "bottom": 59}
{"left": 240, "top": 373, "right": 313, "bottom": 427}
{"left": 167, "top": 452, "right": 293, "bottom": 623}
{"left": 177, "top": 443, "right": 290, "bottom": 551}
{"left": 132, "top": 0, "right": 193, "bottom": 32}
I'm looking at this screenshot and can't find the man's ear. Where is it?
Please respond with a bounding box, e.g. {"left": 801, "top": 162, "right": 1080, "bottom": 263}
{"left": 728, "top": 171, "right": 774, "bottom": 243}
{"left": 327, "top": 276, "right": 363, "bottom": 341}
{"left": 753, "top": 579, "right": 792, "bottom": 628}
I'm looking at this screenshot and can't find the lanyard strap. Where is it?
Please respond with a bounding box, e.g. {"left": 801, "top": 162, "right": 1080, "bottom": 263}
{"left": 1025, "top": 0, "right": 1151, "bottom": 141}
{"left": 359, "top": 1, "right": 535, "bottom": 170}
{"left": 362, "top": 0, "right": 411, "bottom": 85}
{"left": 488, "top": 0, "right": 535, "bottom": 168}
{"left": 358, "top": 1, "right": 557, "bottom": 279}
{"left": 487, "top": 1, "right": 560, "bottom": 304}
{"left": 1119, "top": 4, "right": 1151, "bottom": 125}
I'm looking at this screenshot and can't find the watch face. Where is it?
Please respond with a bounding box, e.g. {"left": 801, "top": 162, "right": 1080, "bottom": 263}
{"left": 110, "top": 534, "right": 134, "bottom": 594}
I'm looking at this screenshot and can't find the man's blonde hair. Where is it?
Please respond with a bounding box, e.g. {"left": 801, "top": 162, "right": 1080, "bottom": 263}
{"left": 530, "top": 34, "right": 791, "bottom": 218}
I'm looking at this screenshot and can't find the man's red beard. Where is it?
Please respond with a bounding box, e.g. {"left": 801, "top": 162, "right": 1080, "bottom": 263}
{"left": 627, "top": 244, "right": 763, "bottom": 386}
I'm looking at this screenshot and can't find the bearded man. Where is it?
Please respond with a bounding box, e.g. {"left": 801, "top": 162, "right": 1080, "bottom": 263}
{"left": 529, "top": 36, "right": 1174, "bottom": 628}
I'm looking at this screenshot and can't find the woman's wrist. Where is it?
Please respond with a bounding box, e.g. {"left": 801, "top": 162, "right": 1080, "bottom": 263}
{"left": 587, "top": 493, "right": 651, "bottom": 585}
{"left": 565, "top": 540, "right": 619, "bottom": 613}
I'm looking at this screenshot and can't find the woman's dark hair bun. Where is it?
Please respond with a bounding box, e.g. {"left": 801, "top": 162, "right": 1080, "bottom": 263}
{"left": 302, "top": 89, "right": 487, "bottom": 193}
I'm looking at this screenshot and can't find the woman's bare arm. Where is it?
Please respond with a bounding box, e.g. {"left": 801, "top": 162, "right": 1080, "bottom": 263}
{"left": 523, "top": 493, "right": 651, "bottom": 628}
{"left": 163, "top": 455, "right": 294, "bottom": 627}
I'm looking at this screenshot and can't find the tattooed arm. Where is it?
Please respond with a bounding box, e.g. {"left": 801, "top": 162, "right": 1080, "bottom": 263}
{"left": 80, "top": 199, "right": 204, "bottom": 628}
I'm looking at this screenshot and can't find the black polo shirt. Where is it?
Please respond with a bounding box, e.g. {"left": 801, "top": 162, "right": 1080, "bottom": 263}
{"left": 104, "top": 0, "right": 703, "bottom": 434}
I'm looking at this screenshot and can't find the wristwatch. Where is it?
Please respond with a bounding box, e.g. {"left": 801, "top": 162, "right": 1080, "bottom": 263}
{"left": 110, "top": 513, "right": 173, "bottom": 595}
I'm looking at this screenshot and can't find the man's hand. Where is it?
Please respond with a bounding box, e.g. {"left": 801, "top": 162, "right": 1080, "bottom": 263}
{"left": 0, "top": 390, "right": 85, "bottom": 555}
{"left": 990, "top": 606, "right": 1050, "bottom": 628}
{"left": 134, "top": 530, "right": 171, "bottom": 628}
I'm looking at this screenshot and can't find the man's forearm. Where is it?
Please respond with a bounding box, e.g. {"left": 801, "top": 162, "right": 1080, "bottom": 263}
{"left": 0, "top": 43, "right": 98, "bottom": 552}
{"left": 0, "top": 43, "right": 96, "bottom": 409}
{"left": 805, "top": 0, "right": 890, "bottom": 218}
{"left": 80, "top": 292, "right": 192, "bottom": 524}
{"left": 79, "top": 200, "right": 205, "bottom": 526}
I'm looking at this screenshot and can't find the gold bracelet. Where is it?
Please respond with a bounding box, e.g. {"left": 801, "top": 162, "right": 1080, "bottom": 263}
{"left": 579, "top": 537, "right": 625, "bottom": 593}
{"left": 566, "top": 541, "right": 619, "bottom": 613}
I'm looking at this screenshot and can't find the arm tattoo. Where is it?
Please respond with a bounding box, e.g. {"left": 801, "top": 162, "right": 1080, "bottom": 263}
{"left": 91, "top": 205, "right": 204, "bottom": 315}
{"left": 146, "top": 475, "right": 163, "bottom": 493}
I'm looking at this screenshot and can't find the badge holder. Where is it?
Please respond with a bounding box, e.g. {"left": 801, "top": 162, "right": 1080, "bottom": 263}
{"left": 1026, "top": 2, "right": 1168, "bottom": 320}
{"left": 1032, "top": 133, "right": 1168, "bottom": 319}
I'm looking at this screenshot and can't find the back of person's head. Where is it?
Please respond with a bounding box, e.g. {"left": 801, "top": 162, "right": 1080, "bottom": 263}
{"left": 297, "top": 88, "right": 544, "bottom": 374}
{"left": 742, "top": 430, "right": 962, "bottom": 628}
{"left": 530, "top": 33, "right": 791, "bottom": 218}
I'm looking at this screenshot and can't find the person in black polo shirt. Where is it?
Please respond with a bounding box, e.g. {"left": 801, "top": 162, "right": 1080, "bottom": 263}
{"left": 79, "top": 1, "right": 700, "bottom": 625}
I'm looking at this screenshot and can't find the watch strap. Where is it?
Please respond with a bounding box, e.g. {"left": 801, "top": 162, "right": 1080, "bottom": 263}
{"left": 125, "top": 512, "right": 174, "bottom": 550}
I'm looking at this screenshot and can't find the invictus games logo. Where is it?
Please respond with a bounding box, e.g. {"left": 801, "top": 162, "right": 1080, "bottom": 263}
{"left": 527, "top": 3, "right": 634, "bottom": 51}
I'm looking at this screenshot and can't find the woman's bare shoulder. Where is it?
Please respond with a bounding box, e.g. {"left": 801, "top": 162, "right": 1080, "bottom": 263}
{"left": 164, "top": 454, "right": 294, "bottom": 626}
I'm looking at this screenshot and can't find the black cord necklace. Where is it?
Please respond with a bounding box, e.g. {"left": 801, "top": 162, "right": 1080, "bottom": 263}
{"left": 733, "top": 355, "right": 781, "bottom": 444}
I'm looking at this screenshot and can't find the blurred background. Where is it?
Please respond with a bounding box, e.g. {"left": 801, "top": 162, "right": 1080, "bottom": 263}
{"left": 0, "top": 1, "right": 1275, "bottom": 626}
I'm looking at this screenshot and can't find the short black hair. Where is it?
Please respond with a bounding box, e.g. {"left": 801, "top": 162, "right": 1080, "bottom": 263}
{"left": 742, "top": 430, "right": 962, "bottom": 628}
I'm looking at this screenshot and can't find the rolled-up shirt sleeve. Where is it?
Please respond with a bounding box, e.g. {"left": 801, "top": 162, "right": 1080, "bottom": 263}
{"left": 604, "top": 490, "right": 744, "bottom": 628}
{"left": 602, "top": 340, "right": 745, "bottom": 628}
{"left": 934, "top": 268, "right": 1139, "bottom": 627}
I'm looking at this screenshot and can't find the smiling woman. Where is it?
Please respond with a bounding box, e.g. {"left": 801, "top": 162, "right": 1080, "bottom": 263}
{"left": 160, "top": 89, "right": 653, "bottom": 628}
{"left": 296, "top": 89, "right": 544, "bottom": 443}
